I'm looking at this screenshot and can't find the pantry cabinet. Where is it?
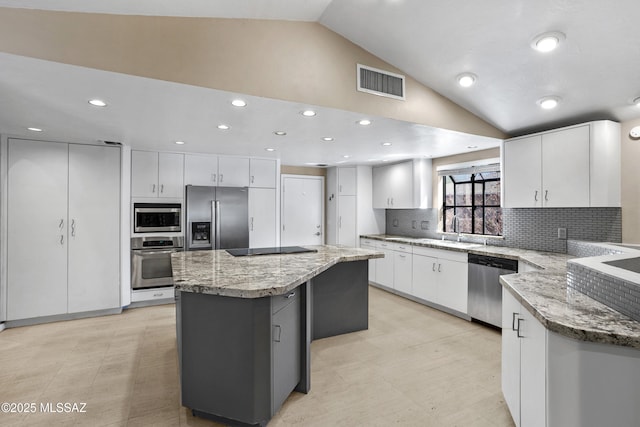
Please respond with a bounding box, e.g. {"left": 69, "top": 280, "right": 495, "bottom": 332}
{"left": 7, "top": 139, "right": 121, "bottom": 321}
{"left": 503, "top": 120, "right": 620, "bottom": 208}
{"left": 250, "top": 158, "right": 277, "bottom": 188}
{"left": 372, "top": 159, "right": 431, "bottom": 209}
{"left": 132, "top": 150, "right": 184, "bottom": 198}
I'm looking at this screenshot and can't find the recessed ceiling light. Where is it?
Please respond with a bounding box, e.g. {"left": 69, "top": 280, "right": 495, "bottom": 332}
{"left": 274, "top": 131, "right": 287, "bottom": 136}
{"left": 88, "top": 99, "right": 107, "bottom": 107}
{"left": 531, "top": 31, "right": 565, "bottom": 53}
{"left": 457, "top": 73, "right": 477, "bottom": 88}
{"left": 175, "top": 141, "right": 185, "bottom": 145}
{"left": 322, "top": 137, "right": 334, "bottom": 142}
{"left": 265, "top": 148, "right": 276, "bottom": 152}
{"left": 217, "top": 124, "right": 230, "bottom": 130}
{"left": 301, "top": 110, "right": 316, "bottom": 117}
{"left": 358, "top": 119, "right": 372, "bottom": 126}
{"left": 231, "top": 99, "right": 247, "bottom": 107}
{"left": 382, "top": 159, "right": 390, "bottom": 162}
{"left": 343, "top": 155, "right": 350, "bottom": 159}
{"left": 381, "top": 142, "right": 392, "bottom": 146}
{"left": 537, "top": 96, "right": 561, "bottom": 109}
{"left": 368, "top": 159, "right": 379, "bottom": 162}
{"left": 27, "top": 127, "right": 43, "bottom": 132}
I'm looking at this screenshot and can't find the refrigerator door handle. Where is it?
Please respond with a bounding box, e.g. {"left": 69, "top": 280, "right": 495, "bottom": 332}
{"left": 214, "top": 200, "right": 221, "bottom": 249}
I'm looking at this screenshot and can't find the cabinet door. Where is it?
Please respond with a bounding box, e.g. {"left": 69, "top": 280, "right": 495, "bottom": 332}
{"left": 68, "top": 144, "right": 121, "bottom": 312}
{"left": 249, "top": 188, "right": 277, "bottom": 248}
{"left": 412, "top": 254, "right": 438, "bottom": 302}
{"left": 542, "top": 125, "right": 590, "bottom": 207}
{"left": 7, "top": 139, "right": 68, "bottom": 320}
{"left": 359, "top": 240, "right": 377, "bottom": 283}
{"left": 501, "top": 289, "right": 522, "bottom": 427}
{"left": 504, "top": 136, "right": 542, "bottom": 208}
{"left": 372, "top": 165, "right": 390, "bottom": 208}
{"left": 375, "top": 244, "right": 394, "bottom": 288}
{"left": 387, "top": 161, "right": 414, "bottom": 208}
{"left": 219, "top": 157, "right": 250, "bottom": 187}
{"left": 393, "top": 251, "right": 413, "bottom": 294}
{"left": 337, "top": 195, "right": 356, "bottom": 247}
{"left": 338, "top": 167, "right": 357, "bottom": 195}
{"left": 520, "top": 307, "right": 547, "bottom": 427}
{"left": 131, "top": 150, "right": 159, "bottom": 198}
{"left": 185, "top": 154, "right": 218, "bottom": 186}
{"left": 272, "top": 296, "right": 301, "bottom": 413}
{"left": 249, "top": 158, "right": 277, "bottom": 188}
{"left": 437, "top": 259, "right": 468, "bottom": 313}
{"left": 158, "top": 152, "right": 184, "bottom": 198}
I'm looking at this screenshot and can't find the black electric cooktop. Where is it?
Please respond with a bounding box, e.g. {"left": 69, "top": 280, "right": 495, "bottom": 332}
{"left": 226, "top": 246, "right": 317, "bottom": 257}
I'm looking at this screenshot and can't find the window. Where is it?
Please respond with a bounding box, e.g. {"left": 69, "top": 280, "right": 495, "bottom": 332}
{"left": 441, "top": 165, "right": 502, "bottom": 236}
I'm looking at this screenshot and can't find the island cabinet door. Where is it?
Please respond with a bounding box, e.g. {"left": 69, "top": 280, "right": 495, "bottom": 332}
{"left": 272, "top": 291, "right": 301, "bottom": 414}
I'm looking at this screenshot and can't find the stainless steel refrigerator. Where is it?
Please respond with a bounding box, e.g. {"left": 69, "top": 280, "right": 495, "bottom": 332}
{"left": 185, "top": 185, "right": 249, "bottom": 250}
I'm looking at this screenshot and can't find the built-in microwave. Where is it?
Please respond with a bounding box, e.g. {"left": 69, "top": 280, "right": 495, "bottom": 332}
{"left": 133, "top": 203, "right": 181, "bottom": 233}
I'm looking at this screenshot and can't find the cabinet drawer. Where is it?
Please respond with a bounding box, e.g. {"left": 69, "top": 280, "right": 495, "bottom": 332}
{"left": 412, "top": 246, "right": 467, "bottom": 262}
{"left": 360, "top": 238, "right": 378, "bottom": 248}
{"left": 377, "top": 241, "right": 412, "bottom": 253}
{"left": 272, "top": 289, "right": 299, "bottom": 314}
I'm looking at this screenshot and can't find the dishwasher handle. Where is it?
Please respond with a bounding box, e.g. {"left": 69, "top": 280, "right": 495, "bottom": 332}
{"left": 468, "top": 253, "right": 518, "bottom": 272}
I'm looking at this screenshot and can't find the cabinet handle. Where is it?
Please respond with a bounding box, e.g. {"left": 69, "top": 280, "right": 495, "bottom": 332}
{"left": 160, "top": 184, "right": 164, "bottom": 194}
{"left": 220, "top": 174, "right": 224, "bottom": 183}
{"left": 534, "top": 190, "right": 538, "bottom": 202}
{"left": 438, "top": 263, "right": 442, "bottom": 273}
{"left": 71, "top": 219, "right": 76, "bottom": 237}
{"left": 339, "top": 184, "right": 342, "bottom": 193}
{"left": 153, "top": 293, "right": 163, "bottom": 298}
{"left": 251, "top": 175, "right": 255, "bottom": 184}
{"left": 432, "top": 262, "right": 436, "bottom": 272}
{"left": 339, "top": 216, "right": 342, "bottom": 228}
{"left": 516, "top": 318, "right": 524, "bottom": 338}
{"left": 544, "top": 190, "right": 548, "bottom": 202}
{"left": 152, "top": 184, "right": 156, "bottom": 193}
{"left": 511, "top": 312, "right": 519, "bottom": 331}
{"left": 60, "top": 234, "right": 64, "bottom": 245}
{"left": 250, "top": 217, "right": 254, "bottom": 231}
{"left": 59, "top": 219, "right": 64, "bottom": 229}
{"left": 273, "top": 325, "right": 282, "bottom": 342}
{"left": 212, "top": 173, "right": 217, "bottom": 183}
{"left": 390, "top": 197, "right": 394, "bottom": 206}
{"left": 399, "top": 254, "right": 406, "bottom": 258}
{"left": 286, "top": 292, "right": 296, "bottom": 299}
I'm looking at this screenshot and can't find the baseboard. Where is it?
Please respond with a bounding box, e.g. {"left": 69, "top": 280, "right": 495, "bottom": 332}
{"left": 5, "top": 307, "right": 122, "bottom": 328}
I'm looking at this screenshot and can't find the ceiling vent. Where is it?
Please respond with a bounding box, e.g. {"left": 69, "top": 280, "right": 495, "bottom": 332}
{"left": 357, "top": 64, "right": 405, "bottom": 100}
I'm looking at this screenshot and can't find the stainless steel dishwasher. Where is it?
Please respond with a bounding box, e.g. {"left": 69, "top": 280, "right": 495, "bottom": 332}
{"left": 467, "top": 254, "right": 518, "bottom": 328}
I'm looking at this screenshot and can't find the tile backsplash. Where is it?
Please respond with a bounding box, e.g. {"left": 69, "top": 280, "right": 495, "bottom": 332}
{"left": 385, "top": 207, "right": 622, "bottom": 253}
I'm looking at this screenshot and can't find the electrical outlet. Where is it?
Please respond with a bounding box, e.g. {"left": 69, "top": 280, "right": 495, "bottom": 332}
{"left": 421, "top": 221, "right": 430, "bottom": 230}
{"left": 557, "top": 227, "right": 567, "bottom": 240}
{"left": 412, "top": 220, "right": 417, "bottom": 229}
{"left": 392, "top": 219, "right": 399, "bottom": 227}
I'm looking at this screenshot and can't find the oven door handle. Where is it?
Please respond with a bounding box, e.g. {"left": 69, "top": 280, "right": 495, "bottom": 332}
{"left": 133, "top": 249, "right": 183, "bottom": 256}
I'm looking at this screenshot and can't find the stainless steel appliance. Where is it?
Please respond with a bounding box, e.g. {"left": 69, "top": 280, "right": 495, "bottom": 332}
{"left": 131, "top": 236, "right": 184, "bottom": 289}
{"left": 185, "top": 185, "right": 249, "bottom": 250}
{"left": 467, "top": 254, "right": 518, "bottom": 328}
{"left": 133, "top": 203, "right": 181, "bottom": 233}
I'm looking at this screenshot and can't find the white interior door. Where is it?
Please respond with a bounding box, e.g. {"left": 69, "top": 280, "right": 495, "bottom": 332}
{"left": 281, "top": 176, "right": 323, "bottom": 246}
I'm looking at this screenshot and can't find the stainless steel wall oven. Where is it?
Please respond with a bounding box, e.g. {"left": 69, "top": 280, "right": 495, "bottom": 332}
{"left": 131, "top": 236, "right": 184, "bottom": 290}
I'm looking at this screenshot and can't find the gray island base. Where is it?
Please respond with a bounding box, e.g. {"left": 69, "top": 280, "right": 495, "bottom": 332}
{"left": 172, "top": 246, "right": 383, "bottom": 426}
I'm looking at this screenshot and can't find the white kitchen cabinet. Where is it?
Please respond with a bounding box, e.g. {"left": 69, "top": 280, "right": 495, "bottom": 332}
{"left": 372, "top": 159, "right": 431, "bottom": 209}
{"left": 249, "top": 188, "right": 277, "bottom": 248}
{"left": 359, "top": 238, "right": 377, "bottom": 283}
{"left": 393, "top": 244, "right": 412, "bottom": 295}
{"left": 337, "top": 195, "right": 356, "bottom": 247}
{"left": 411, "top": 246, "right": 468, "bottom": 314}
{"left": 7, "top": 139, "right": 69, "bottom": 320}
{"left": 7, "top": 139, "right": 121, "bottom": 321}
{"left": 131, "top": 150, "right": 184, "bottom": 198}
{"left": 337, "top": 167, "right": 356, "bottom": 195}
{"left": 185, "top": 154, "right": 218, "bottom": 186}
{"left": 375, "top": 241, "right": 395, "bottom": 288}
{"left": 67, "top": 144, "right": 121, "bottom": 313}
{"left": 504, "top": 120, "right": 620, "bottom": 208}
{"left": 249, "top": 158, "right": 277, "bottom": 188}
{"left": 218, "top": 156, "right": 250, "bottom": 187}
{"left": 501, "top": 288, "right": 522, "bottom": 426}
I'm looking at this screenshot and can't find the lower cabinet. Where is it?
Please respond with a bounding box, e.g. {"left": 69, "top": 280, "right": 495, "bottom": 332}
{"left": 375, "top": 241, "right": 395, "bottom": 288}
{"left": 360, "top": 238, "right": 377, "bottom": 283}
{"left": 502, "top": 289, "right": 640, "bottom": 427}
{"left": 272, "top": 291, "right": 301, "bottom": 413}
{"left": 393, "top": 245, "right": 413, "bottom": 294}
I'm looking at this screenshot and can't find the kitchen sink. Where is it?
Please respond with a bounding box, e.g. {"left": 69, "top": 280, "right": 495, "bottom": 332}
{"left": 603, "top": 257, "right": 640, "bottom": 274}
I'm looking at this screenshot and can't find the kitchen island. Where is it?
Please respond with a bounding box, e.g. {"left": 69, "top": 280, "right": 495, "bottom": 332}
{"left": 171, "top": 245, "right": 383, "bottom": 426}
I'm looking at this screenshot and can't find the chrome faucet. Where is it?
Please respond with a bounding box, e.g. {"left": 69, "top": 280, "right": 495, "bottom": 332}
{"left": 453, "top": 215, "right": 461, "bottom": 242}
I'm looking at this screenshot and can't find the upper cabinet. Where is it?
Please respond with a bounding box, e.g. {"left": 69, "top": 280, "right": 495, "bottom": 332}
{"left": 503, "top": 120, "right": 621, "bottom": 208}
{"left": 218, "top": 156, "right": 250, "bottom": 187}
{"left": 249, "top": 158, "right": 277, "bottom": 188}
{"left": 184, "top": 154, "right": 218, "bottom": 186}
{"left": 372, "top": 159, "right": 432, "bottom": 209}
{"left": 337, "top": 167, "right": 357, "bottom": 195}
{"left": 132, "top": 150, "right": 184, "bottom": 198}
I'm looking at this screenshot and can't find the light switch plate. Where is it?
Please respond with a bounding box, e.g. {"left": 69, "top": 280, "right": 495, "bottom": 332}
{"left": 558, "top": 227, "right": 567, "bottom": 240}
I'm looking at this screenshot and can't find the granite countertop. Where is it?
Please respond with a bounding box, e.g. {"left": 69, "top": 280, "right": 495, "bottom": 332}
{"left": 361, "top": 234, "right": 640, "bottom": 350}
{"left": 171, "top": 245, "right": 383, "bottom": 298}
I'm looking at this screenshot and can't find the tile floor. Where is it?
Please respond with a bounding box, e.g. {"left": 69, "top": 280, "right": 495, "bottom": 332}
{"left": 0, "top": 286, "right": 515, "bottom": 426}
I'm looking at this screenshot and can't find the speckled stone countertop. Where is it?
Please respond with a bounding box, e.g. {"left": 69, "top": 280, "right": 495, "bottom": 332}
{"left": 171, "top": 245, "right": 383, "bottom": 298}
{"left": 361, "top": 234, "right": 640, "bottom": 350}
